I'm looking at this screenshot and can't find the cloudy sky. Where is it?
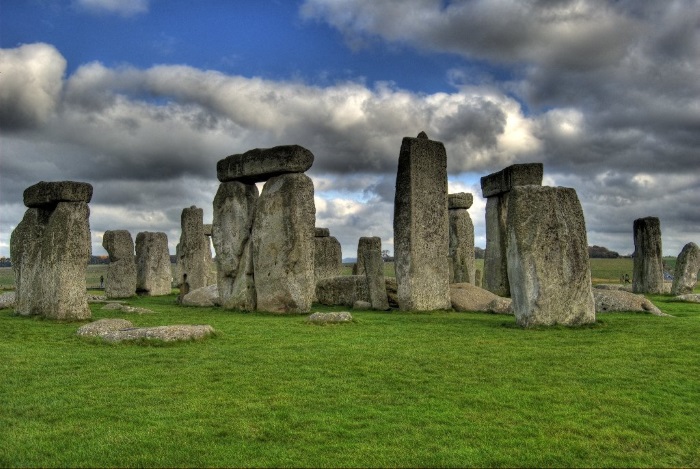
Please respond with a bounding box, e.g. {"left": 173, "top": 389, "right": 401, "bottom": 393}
{"left": 1, "top": 0, "right": 699, "bottom": 260}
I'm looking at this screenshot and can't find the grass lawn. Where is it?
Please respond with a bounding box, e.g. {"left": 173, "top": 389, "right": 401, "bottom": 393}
{"left": 1, "top": 291, "right": 699, "bottom": 467}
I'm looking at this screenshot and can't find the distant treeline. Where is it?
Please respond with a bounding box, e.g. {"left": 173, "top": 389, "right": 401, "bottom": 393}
{"left": 588, "top": 245, "right": 622, "bottom": 258}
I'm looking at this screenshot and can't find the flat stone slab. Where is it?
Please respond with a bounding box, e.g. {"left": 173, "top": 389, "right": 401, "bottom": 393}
{"left": 77, "top": 319, "right": 216, "bottom": 342}
{"left": 450, "top": 283, "right": 512, "bottom": 314}
{"left": 593, "top": 290, "right": 669, "bottom": 316}
{"left": 307, "top": 312, "right": 353, "bottom": 324}
{"left": 24, "top": 181, "right": 93, "bottom": 207}
{"left": 181, "top": 284, "right": 220, "bottom": 307}
{"left": 480, "top": 163, "right": 543, "bottom": 198}
{"left": 448, "top": 192, "right": 473, "bottom": 210}
{"left": 217, "top": 145, "right": 314, "bottom": 183}
{"left": 314, "top": 227, "right": 330, "bottom": 237}
{"left": 0, "top": 292, "right": 16, "bottom": 309}
{"left": 101, "top": 303, "right": 157, "bottom": 314}
{"left": 674, "top": 294, "right": 700, "bottom": 303}
{"left": 594, "top": 284, "right": 633, "bottom": 292}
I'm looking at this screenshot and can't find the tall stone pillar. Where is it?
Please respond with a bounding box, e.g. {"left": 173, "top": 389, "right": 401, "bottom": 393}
{"left": 102, "top": 230, "right": 137, "bottom": 299}
{"left": 632, "top": 217, "right": 664, "bottom": 294}
{"left": 393, "top": 131, "right": 451, "bottom": 311}
{"left": 671, "top": 242, "right": 700, "bottom": 295}
{"left": 177, "top": 206, "right": 209, "bottom": 300}
{"left": 314, "top": 228, "right": 342, "bottom": 281}
{"left": 135, "top": 231, "right": 171, "bottom": 296}
{"left": 448, "top": 192, "right": 475, "bottom": 284}
{"left": 357, "top": 236, "right": 389, "bottom": 310}
{"left": 506, "top": 186, "right": 595, "bottom": 327}
{"left": 10, "top": 181, "right": 93, "bottom": 320}
{"left": 480, "top": 163, "right": 543, "bottom": 296}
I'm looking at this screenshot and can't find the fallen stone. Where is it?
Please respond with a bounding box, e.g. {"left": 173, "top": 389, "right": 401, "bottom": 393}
{"left": 674, "top": 294, "right": 700, "bottom": 303}
{"left": 217, "top": 145, "right": 314, "bottom": 183}
{"left": 450, "top": 283, "right": 512, "bottom": 314}
{"left": 23, "top": 181, "right": 93, "bottom": 208}
{"left": 101, "top": 303, "right": 157, "bottom": 314}
{"left": 77, "top": 318, "right": 134, "bottom": 337}
{"left": 307, "top": 312, "right": 353, "bottom": 324}
{"left": 593, "top": 289, "right": 668, "bottom": 316}
{"left": 181, "top": 284, "right": 220, "bottom": 307}
{"left": 101, "top": 325, "right": 216, "bottom": 343}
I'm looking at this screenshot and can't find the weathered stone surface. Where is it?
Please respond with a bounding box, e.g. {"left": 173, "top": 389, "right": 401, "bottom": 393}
{"left": 483, "top": 196, "right": 510, "bottom": 296}
{"left": 315, "top": 227, "right": 330, "bottom": 237}
{"left": 217, "top": 145, "right": 314, "bottom": 183}
{"left": 203, "top": 224, "right": 213, "bottom": 236}
{"left": 307, "top": 312, "right": 353, "bottom": 324}
{"left": 474, "top": 269, "right": 482, "bottom": 287}
{"left": 182, "top": 284, "right": 220, "bottom": 307}
{"left": 385, "top": 278, "right": 399, "bottom": 308}
{"left": 11, "top": 198, "right": 92, "bottom": 320}
{"left": 674, "top": 293, "right": 700, "bottom": 303}
{"left": 353, "top": 300, "right": 372, "bottom": 310}
{"left": 314, "top": 235, "right": 342, "bottom": 281}
{"left": 101, "top": 303, "right": 156, "bottom": 314}
{"left": 480, "top": 163, "right": 543, "bottom": 198}
{"left": 78, "top": 320, "right": 216, "bottom": 343}
{"left": 77, "top": 318, "right": 134, "bottom": 337}
{"left": 594, "top": 284, "right": 633, "bottom": 292}
{"left": 23, "top": 181, "right": 93, "bottom": 208}
{"left": 252, "top": 173, "right": 316, "bottom": 313}
{"left": 506, "top": 186, "right": 595, "bottom": 327}
{"left": 0, "top": 292, "right": 16, "bottom": 309}
{"left": 632, "top": 217, "right": 664, "bottom": 294}
{"left": 671, "top": 242, "right": 700, "bottom": 295}
{"left": 315, "top": 276, "right": 370, "bottom": 307}
{"left": 135, "top": 232, "right": 172, "bottom": 296}
{"left": 450, "top": 283, "right": 512, "bottom": 314}
{"left": 393, "top": 133, "right": 451, "bottom": 311}
{"left": 593, "top": 290, "right": 667, "bottom": 316}
{"left": 448, "top": 201, "right": 475, "bottom": 284}
{"left": 448, "top": 192, "right": 473, "bottom": 210}
{"left": 102, "top": 230, "right": 137, "bottom": 299}
{"left": 212, "top": 181, "right": 258, "bottom": 311}
{"left": 356, "top": 237, "right": 389, "bottom": 310}
{"left": 177, "top": 206, "right": 210, "bottom": 301}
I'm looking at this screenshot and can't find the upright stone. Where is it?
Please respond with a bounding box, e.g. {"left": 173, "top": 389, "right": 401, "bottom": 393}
{"left": 393, "top": 132, "right": 451, "bottom": 311}
{"left": 357, "top": 237, "right": 389, "bottom": 310}
{"left": 448, "top": 192, "right": 475, "bottom": 284}
{"left": 506, "top": 186, "right": 595, "bottom": 327}
{"left": 632, "top": 217, "right": 664, "bottom": 294}
{"left": 177, "top": 206, "right": 209, "bottom": 301}
{"left": 135, "top": 232, "right": 171, "bottom": 296}
{"left": 314, "top": 228, "right": 342, "bottom": 281}
{"left": 481, "top": 163, "right": 543, "bottom": 296}
{"left": 10, "top": 181, "right": 92, "bottom": 320}
{"left": 671, "top": 242, "right": 700, "bottom": 295}
{"left": 102, "top": 230, "right": 136, "bottom": 298}
{"left": 252, "top": 173, "right": 316, "bottom": 313}
{"left": 212, "top": 181, "right": 259, "bottom": 310}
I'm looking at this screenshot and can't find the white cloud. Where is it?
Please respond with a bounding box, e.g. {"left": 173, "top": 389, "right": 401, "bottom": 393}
{"left": 73, "top": 0, "right": 149, "bottom": 17}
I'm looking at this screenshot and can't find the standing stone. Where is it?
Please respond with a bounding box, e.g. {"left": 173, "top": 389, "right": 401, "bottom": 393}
{"left": 314, "top": 228, "right": 342, "bottom": 281}
{"left": 481, "top": 163, "right": 543, "bottom": 296}
{"left": 212, "top": 181, "right": 259, "bottom": 310}
{"left": 632, "top": 217, "right": 664, "bottom": 294}
{"left": 102, "top": 230, "right": 136, "bottom": 299}
{"left": 10, "top": 181, "right": 92, "bottom": 320}
{"left": 474, "top": 269, "right": 482, "bottom": 288}
{"left": 671, "top": 242, "right": 700, "bottom": 295}
{"left": 252, "top": 173, "right": 316, "bottom": 313}
{"left": 357, "top": 236, "right": 389, "bottom": 310}
{"left": 177, "top": 206, "right": 209, "bottom": 301}
{"left": 448, "top": 192, "right": 475, "bottom": 284}
{"left": 135, "top": 232, "right": 171, "bottom": 296}
{"left": 506, "top": 186, "right": 595, "bottom": 327}
{"left": 393, "top": 132, "right": 451, "bottom": 311}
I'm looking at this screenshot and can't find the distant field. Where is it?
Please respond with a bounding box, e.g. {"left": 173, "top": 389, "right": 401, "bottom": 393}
{"left": 0, "top": 257, "right": 687, "bottom": 291}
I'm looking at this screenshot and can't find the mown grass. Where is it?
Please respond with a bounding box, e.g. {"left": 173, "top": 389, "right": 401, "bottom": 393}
{"left": 1, "top": 292, "right": 699, "bottom": 467}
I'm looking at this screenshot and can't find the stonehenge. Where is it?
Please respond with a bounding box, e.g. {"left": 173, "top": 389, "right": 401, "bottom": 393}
{"left": 314, "top": 227, "right": 342, "bottom": 281}
{"left": 10, "top": 181, "right": 93, "bottom": 320}
{"left": 135, "top": 232, "right": 172, "bottom": 296}
{"left": 102, "top": 230, "right": 137, "bottom": 299}
{"left": 356, "top": 237, "right": 389, "bottom": 310}
{"left": 448, "top": 192, "right": 475, "bottom": 284}
{"left": 177, "top": 206, "right": 210, "bottom": 301}
{"left": 393, "top": 132, "right": 451, "bottom": 311}
{"left": 480, "top": 163, "right": 543, "bottom": 296}
{"left": 506, "top": 185, "right": 595, "bottom": 327}
{"left": 671, "top": 242, "right": 700, "bottom": 295}
{"left": 632, "top": 217, "right": 664, "bottom": 294}
{"left": 214, "top": 145, "right": 316, "bottom": 313}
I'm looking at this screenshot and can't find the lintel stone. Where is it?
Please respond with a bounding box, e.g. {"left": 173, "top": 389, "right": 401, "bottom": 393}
{"left": 315, "top": 227, "right": 330, "bottom": 237}
{"left": 448, "top": 192, "right": 473, "bottom": 210}
{"left": 24, "top": 181, "right": 93, "bottom": 208}
{"left": 480, "top": 163, "right": 543, "bottom": 198}
{"left": 217, "top": 145, "right": 314, "bottom": 183}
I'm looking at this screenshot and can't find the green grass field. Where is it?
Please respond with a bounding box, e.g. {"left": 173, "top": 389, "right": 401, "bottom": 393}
{"left": 2, "top": 287, "right": 700, "bottom": 466}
